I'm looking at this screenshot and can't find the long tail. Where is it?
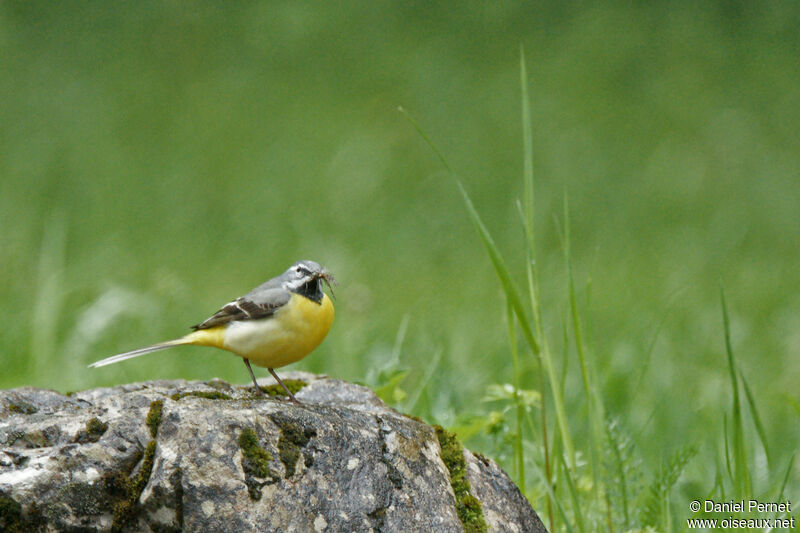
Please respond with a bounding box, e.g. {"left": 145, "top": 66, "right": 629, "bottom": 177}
{"left": 88, "top": 339, "right": 188, "bottom": 368}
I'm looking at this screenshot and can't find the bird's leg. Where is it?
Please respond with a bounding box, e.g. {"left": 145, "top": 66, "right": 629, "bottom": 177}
{"left": 269, "top": 367, "right": 301, "bottom": 405}
{"left": 243, "top": 359, "right": 265, "bottom": 396}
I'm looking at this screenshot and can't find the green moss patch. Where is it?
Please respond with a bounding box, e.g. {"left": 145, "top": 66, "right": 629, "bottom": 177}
{"left": 133, "top": 442, "right": 157, "bottom": 498}
{"left": 170, "top": 390, "right": 232, "bottom": 401}
{"left": 206, "top": 379, "right": 231, "bottom": 390}
{"left": 255, "top": 379, "right": 307, "bottom": 398}
{"left": 6, "top": 401, "right": 38, "bottom": 415}
{"left": 87, "top": 417, "right": 109, "bottom": 438}
{"left": 170, "top": 468, "right": 184, "bottom": 529}
{"left": 74, "top": 417, "right": 109, "bottom": 443}
{"left": 0, "top": 494, "right": 23, "bottom": 532}
{"left": 238, "top": 428, "right": 276, "bottom": 500}
{"left": 146, "top": 400, "right": 164, "bottom": 439}
{"left": 238, "top": 428, "right": 272, "bottom": 478}
{"left": 269, "top": 414, "right": 316, "bottom": 478}
{"left": 0, "top": 493, "right": 45, "bottom": 532}
{"left": 434, "top": 425, "right": 487, "bottom": 533}
{"left": 103, "top": 440, "right": 157, "bottom": 533}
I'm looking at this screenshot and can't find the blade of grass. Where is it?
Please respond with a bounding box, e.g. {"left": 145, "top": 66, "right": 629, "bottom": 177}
{"left": 389, "top": 314, "right": 410, "bottom": 368}
{"left": 720, "top": 287, "right": 751, "bottom": 498}
{"left": 631, "top": 287, "right": 688, "bottom": 395}
{"left": 560, "top": 313, "right": 570, "bottom": 387}
{"left": 538, "top": 342, "right": 554, "bottom": 531}
{"left": 520, "top": 45, "right": 535, "bottom": 241}
{"left": 605, "top": 419, "right": 630, "bottom": 530}
{"left": 785, "top": 394, "right": 800, "bottom": 418}
{"left": 560, "top": 454, "right": 586, "bottom": 533}
{"left": 404, "top": 56, "right": 585, "bottom": 527}
{"left": 711, "top": 458, "right": 726, "bottom": 502}
{"left": 402, "top": 101, "right": 578, "bottom": 525}
{"left": 400, "top": 106, "right": 540, "bottom": 351}
{"left": 520, "top": 47, "right": 541, "bottom": 332}
{"left": 506, "top": 299, "right": 525, "bottom": 494}
{"left": 521, "top": 402, "right": 554, "bottom": 527}
{"left": 398, "top": 106, "right": 452, "bottom": 174}
{"left": 604, "top": 492, "right": 613, "bottom": 533}
{"left": 457, "top": 180, "right": 539, "bottom": 349}
{"left": 530, "top": 458, "right": 577, "bottom": 533}
{"left": 775, "top": 453, "right": 795, "bottom": 504}
{"left": 563, "top": 195, "right": 592, "bottom": 406}
{"left": 722, "top": 416, "right": 734, "bottom": 487}
{"left": 739, "top": 368, "right": 771, "bottom": 467}
{"left": 456, "top": 180, "right": 576, "bottom": 468}
{"left": 402, "top": 101, "right": 577, "bottom": 468}
{"left": 562, "top": 193, "right": 605, "bottom": 502}
{"left": 520, "top": 47, "right": 556, "bottom": 524}
{"left": 548, "top": 410, "right": 565, "bottom": 530}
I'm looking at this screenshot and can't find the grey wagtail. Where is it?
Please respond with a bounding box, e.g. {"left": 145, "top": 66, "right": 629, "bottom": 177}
{"left": 89, "top": 260, "right": 336, "bottom": 403}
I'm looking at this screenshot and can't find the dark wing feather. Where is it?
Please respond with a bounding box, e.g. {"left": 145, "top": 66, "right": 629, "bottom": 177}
{"left": 191, "top": 286, "right": 290, "bottom": 330}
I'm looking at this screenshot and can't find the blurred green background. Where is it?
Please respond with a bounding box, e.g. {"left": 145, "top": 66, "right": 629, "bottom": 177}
{"left": 2, "top": 0, "right": 798, "bottom": 518}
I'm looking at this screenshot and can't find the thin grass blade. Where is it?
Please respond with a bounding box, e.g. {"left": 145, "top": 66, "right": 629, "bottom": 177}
{"left": 776, "top": 453, "right": 795, "bottom": 504}
{"left": 530, "top": 458, "right": 577, "bottom": 533}
{"left": 560, "top": 454, "right": 586, "bottom": 533}
{"left": 739, "top": 368, "right": 771, "bottom": 467}
{"left": 506, "top": 299, "right": 526, "bottom": 493}
{"left": 720, "top": 287, "right": 751, "bottom": 498}
{"left": 457, "top": 180, "right": 579, "bottom": 470}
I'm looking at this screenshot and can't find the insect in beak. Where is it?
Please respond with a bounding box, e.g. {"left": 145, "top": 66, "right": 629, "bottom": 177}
{"left": 318, "top": 270, "right": 337, "bottom": 301}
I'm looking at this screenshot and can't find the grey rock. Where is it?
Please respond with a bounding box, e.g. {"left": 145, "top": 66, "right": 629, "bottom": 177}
{"left": 1, "top": 372, "right": 547, "bottom": 532}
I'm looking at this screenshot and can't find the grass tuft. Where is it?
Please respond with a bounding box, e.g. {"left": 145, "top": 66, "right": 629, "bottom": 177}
{"left": 402, "top": 48, "right": 799, "bottom": 532}
{"left": 638, "top": 444, "right": 697, "bottom": 529}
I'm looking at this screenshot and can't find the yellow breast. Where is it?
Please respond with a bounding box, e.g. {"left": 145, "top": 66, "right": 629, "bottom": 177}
{"left": 214, "top": 292, "right": 334, "bottom": 368}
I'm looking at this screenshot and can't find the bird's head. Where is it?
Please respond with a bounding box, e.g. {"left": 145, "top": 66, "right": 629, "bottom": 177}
{"left": 286, "top": 260, "right": 337, "bottom": 298}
